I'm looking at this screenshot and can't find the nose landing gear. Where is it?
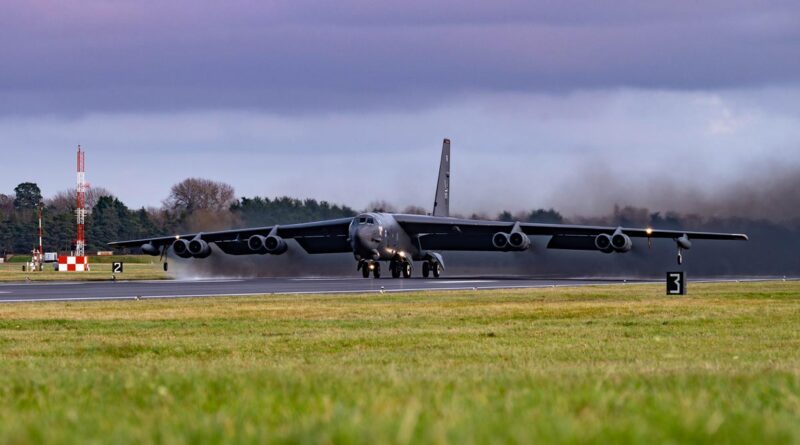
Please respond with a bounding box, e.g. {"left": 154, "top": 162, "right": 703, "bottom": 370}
{"left": 358, "top": 261, "right": 381, "bottom": 278}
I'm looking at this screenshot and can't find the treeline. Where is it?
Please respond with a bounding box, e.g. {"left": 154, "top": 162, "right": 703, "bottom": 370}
{"left": 0, "top": 179, "right": 357, "bottom": 255}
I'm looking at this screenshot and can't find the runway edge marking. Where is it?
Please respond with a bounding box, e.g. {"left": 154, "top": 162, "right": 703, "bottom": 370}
{"left": 0, "top": 281, "right": 656, "bottom": 303}
{"left": 1, "top": 278, "right": 793, "bottom": 304}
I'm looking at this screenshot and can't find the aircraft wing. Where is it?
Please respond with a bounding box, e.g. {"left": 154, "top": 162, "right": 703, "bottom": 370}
{"left": 393, "top": 214, "right": 748, "bottom": 251}
{"left": 108, "top": 218, "right": 353, "bottom": 254}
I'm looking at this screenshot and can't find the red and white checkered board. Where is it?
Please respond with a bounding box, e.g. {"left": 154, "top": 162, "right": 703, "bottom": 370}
{"left": 58, "top": 256, "right": 89, "bottom": 272}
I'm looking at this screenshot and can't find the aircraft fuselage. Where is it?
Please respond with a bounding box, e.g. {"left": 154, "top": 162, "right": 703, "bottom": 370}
{"left": 349, "top": 213, "right": 420, "bottom": 262}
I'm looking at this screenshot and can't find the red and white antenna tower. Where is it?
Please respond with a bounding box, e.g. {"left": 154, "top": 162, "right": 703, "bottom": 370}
{"left": 76, "top": 146, "right": 86, "bottom": 257}
{"left": 38, "top": 204, "right": 43, "bottom": 259}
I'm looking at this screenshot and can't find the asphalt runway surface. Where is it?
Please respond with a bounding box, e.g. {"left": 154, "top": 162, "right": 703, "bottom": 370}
{"left": 0, "top": 276, "right": 660, "bottom": 303}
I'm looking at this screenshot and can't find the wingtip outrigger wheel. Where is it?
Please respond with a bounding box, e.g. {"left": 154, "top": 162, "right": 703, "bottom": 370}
{"left": 675, "top": 234, "right": 691, "bottom": 265}
{"left": 158, "top": 245, "right": 169, "bottom": 272}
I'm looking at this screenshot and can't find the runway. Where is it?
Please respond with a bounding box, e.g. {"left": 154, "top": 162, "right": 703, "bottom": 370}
{"left": 0, "top": 276, "right": 657, "bottom": 303}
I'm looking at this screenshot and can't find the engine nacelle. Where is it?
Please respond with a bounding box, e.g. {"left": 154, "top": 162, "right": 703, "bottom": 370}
{"left": 264, "top": 235, "right": 288, "bottom": 255}
{"left": 172, "top": 239, "right": 192, "bottom": 258}
{"left": 141, "top": 243, "right": 160, "bottom": 256}
{"left": 188, "top": 238, "right": 212, "bottom": 258}
{"left": 247, "top": 235, "right": 268, "bottom": 253}
{"left": 676, "top": 234, "right": 692, "bottom": 250}
{"left": 594, "top": 233, "right": 613, "bottom": 253}
{"left": 508, "top": 231, "right": 531, "bottom": 250}
{"left": 611, "top": 232, "right": 632, "bottom": 253}
{"left": 492, "top": 232, "right": 510, "bottom": 249}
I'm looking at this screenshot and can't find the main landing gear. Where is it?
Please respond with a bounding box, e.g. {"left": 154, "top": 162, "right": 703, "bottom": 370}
{"left": 358, "top": 258, "right": 442, "bottom": 279}
{"left": 421, "top": 261, "right": 441, "bottom": 278}
{"left": 390, "top": 259, "right": 412, "bottom": 279}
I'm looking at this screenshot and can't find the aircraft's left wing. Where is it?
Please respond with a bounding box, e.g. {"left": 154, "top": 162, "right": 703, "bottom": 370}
{"left": 109, "top": 218, "right": 353, "bottom": 255}
{"left": 394, "top": 214, "right": 747, "bottom": 252}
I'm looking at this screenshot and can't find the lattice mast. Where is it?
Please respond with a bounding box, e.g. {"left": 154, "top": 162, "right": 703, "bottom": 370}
{"left": 76, "top": 146, "right": 86, "bottom": 257}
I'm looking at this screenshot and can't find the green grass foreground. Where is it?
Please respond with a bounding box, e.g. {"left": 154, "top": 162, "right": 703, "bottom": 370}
{"left": 0, "top": 281, "right": 799, "bottom": 444}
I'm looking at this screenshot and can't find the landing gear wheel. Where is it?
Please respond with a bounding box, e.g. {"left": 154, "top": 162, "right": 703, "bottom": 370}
{"left": 432, "top": 263, "right": 441, "bottom": 278}
{"left": 372, "top": 263, "right": 381, "bottom": 279}
{"left": 361, "top": 264, "right": 370, "bottom": 278}
{"left": 402, "top": 262, "right": 412, "bottom": 278}
{"left": 391, "top": 261, "right": 401, "bottom": 279}
{"left": 422, "top": 262, "right": 430, "bottom": 278}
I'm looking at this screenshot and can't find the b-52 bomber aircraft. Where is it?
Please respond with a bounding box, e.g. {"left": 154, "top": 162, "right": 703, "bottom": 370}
{"left": 110, "top": 139, "right": 748, "bottom": 278}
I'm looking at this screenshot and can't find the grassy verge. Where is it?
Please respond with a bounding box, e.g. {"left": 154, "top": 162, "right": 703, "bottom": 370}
{"left": 0, "top": 256, "right": 167, "bottom": 281}
{"left": 0, "top": 281, "right": 798, "bottom": 444}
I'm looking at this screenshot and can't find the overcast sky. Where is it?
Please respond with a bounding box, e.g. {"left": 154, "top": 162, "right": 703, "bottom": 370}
{"left": 2, "top": 1, "right": 799, "bottom": 216}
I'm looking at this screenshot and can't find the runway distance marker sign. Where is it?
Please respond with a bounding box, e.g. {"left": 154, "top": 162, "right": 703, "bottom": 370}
{"left": 112, "top": 262, "right": 124, "bottom": 274}
{"left": 666, "top": 271, "right": 686, "bottom": 295}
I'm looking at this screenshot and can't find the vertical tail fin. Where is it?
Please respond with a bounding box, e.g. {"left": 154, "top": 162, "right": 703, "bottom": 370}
{"left": 432, "top": 138, "right": 450, "bottom": 217}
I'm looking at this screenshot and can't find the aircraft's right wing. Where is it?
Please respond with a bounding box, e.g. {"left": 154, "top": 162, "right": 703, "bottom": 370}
{"left": 394, "top": 214, "right": 748, "bottom": 252}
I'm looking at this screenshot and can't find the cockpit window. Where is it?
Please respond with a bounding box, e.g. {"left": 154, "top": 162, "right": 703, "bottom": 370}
{"left": 357, "top": 216, "right": 375, "bottom": 225}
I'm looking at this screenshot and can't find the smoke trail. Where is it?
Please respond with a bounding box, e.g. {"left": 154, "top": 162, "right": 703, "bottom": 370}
{"left": 172, "top": 164, "right": 800, "bottom": 279}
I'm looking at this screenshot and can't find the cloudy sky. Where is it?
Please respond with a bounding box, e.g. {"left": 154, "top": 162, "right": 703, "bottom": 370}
{"left": 2, "top": 0, "right": 799, "bottom": 216}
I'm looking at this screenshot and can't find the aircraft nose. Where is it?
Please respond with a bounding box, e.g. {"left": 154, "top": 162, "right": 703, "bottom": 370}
{"left": 357, "top": 226, "right": 380, "bottom": 248}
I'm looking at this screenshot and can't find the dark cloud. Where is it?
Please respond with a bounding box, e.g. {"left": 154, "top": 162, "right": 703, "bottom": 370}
{"left": 1, "top": 1, "right": 799, "bottom": 115}
{"left": 549, "top": 160, "right": 800, "bottom": 223}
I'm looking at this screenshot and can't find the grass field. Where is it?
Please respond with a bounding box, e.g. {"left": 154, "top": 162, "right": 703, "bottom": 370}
{"left": 0, "top": 281, "right": 798, "bottom": 444}
{"left": 0, "top": 256, "right": 167, "bottom": 282}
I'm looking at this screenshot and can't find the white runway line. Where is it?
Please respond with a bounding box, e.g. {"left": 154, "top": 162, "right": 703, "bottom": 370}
{"left": 0, "top": 281, "right": 85, "bottom": 287}
{"left": 0, "top": 278, "right": 245, "bottom": 287}
{"left": 0, "top": 296, "right": 137, "bottom": 303}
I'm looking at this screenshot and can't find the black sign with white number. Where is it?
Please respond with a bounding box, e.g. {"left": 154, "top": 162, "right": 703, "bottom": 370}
{"left": 112, "top": 262, "right": 124, "bottom": 273}
{"left": 666, "top": 271, "right": 686, "bottom": 295}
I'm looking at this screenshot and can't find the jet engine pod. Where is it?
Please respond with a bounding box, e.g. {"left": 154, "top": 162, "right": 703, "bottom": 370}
{"left": 188, "top": 238, "right": 212, "bottom": 258}
{"left": 264, "top": 235, "right": 288, "bottom": 255}
{"left": 508, "top": 231, "right": 531, "bottom": 250}
{"left": 611, "top": 232, "right": 632, "bottom": 252}
{"left": 247, "top": 235, "right": 267, "bottom": 253}
{"left": 141, "top": 243, "right": 160, "bottom": 256}
{"left": 492, "top": 232, "right": 510, "bottom": 249}
{"left": 676, "top": 234, "right": 692, "bottom": 250}
{"left": 172, "top": 239, "right": 192, "bottom": 258}
{"left": 594, "top": 233, "right": 613, "bottom": 253}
